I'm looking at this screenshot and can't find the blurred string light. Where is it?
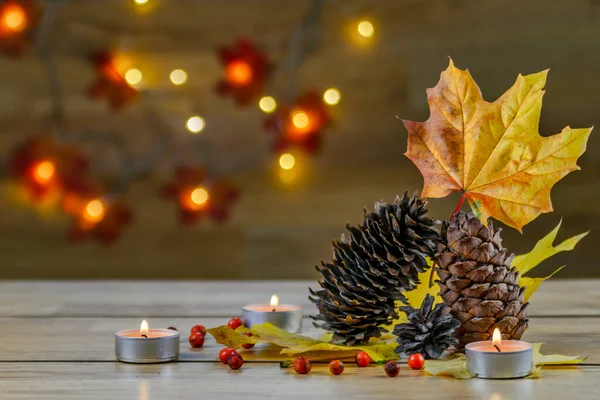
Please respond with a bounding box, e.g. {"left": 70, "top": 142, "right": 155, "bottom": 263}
{"left": 357, "top": 20, "right": 374, "bottom": 38}
{"left": 279, "top": 153, "right": 296, "bottom": 170}
{"left": 186, "top": 116, "right": 205, "bottom": 134}
{"left": 190, "top": 186, "right": 209, "bottom": 206}
{"left": 32, "top": 160, "right": 55, "bottom": 184}
{"left": 84, "top": 199, "right": 105, "bottom": 224}
{"left": 226, "top": 60, "right": 253, "bottom": 86}
{"left": 259, "top": 96, "right": 277, "bottom": 113}
{"left": 170, "top": 69, "right": 187, "bottom": 86}
{"left": 323, "top": 88, "right": 340, "bottom": 105}
{"left": 1, "top": 2, "right": 27, "bottom": 32}
{"left": 291, "top": 110, "right": 310, "bottom": 130}
{"left": 133, "top": 0, "right": 149, "bottom": 5}
{"left": 125, "top": 68, "right": 142, "bottom": 85}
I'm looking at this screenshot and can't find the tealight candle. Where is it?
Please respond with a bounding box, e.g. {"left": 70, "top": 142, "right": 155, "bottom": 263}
{"left": 466, "top": 328, "right": 533, "bottom": 379}
{"left": 115, "top": 320, "right": 180, "bottom": 363}
{"left": 242, "top": 294, "right": 302, "bottom": 333}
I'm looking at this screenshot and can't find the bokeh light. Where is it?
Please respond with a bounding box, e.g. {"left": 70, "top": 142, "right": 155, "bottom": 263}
{"left": 84, "top": 199, "right": 105, "bottom": 224}
{"left": 323, "top": 88, "right": 341, "bottom": 105}
{"left": 259, "top": 96, "right": 277, "bottom": 113}
{"left": 226, "top": 60, "right": 252, "bottom": 86}
{"left": 291, "top": 110, "right": 309, "bottom": 129}
{"left": 357, "top": 20, "right": 374, "bottom": 38}
{"left": 170, "top": 69, "right": 188, "bottom": 86}
{"left": 125, "top": 68, "right": 142, "bottom": 85}
{"left": 1, "top": 4, "right": 27, "bottom": 32}
{"left": 190, "top": 187, "right": 209, "bottom": 206}
{"left": 186, "top": 116, "right": 205, "bottom": 134}
{"left": 279, "top": 153, "right": 296, "bottom": 170}
{"left": 33, "top": 160, "right": 55, "bottom": 185}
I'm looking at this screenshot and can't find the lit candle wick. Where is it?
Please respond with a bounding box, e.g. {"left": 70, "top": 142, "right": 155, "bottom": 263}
{"left": 270, "top": 294, "right": 279, "bottom": 312}
{"left": 492, "top": 328, "right": 502, "bottom": 352}
{"left": 140, "top": 319, "right": 149, "bottom": 339}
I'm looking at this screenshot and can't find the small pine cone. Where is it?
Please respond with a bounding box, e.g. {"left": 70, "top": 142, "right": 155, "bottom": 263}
{"left": 393, "top": 294, "right": 460, "bottom": 359}
{"left": 435, "top": 211, "right": 529, "bottom": 349}
{"left": 309, "top": 192, "right": 443, "bottom": 346}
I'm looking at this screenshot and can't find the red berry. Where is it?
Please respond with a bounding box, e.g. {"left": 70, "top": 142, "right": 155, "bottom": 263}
{"left": 329, "top": 360, "right": 344, "bottom": 375}
{"left": 228, "top": 353, "right": 244, "bottom": 370}
{"left": 188, "top": 333, "right": 205, "bottom": 348}
{"left": 190, "top": 325, "right": 206, "bottom": 335}
{"left": 227, "top": 317, "right": 243, "bottom": 330}
{"left": 219, "top": 348, "right": 237, "bottom": 364}
{"left": 355, "top": 351, "right": 370, "bottom": 367}
{"left": 293, "top": 356, "right": 311, "bottom": 374}
{"left": 385, "top": 361, "right": 400, "bottom": 377}
{"left": 242, "top": 332, "right": 255, "bottom": 349}
{"left": 408, "top": 353, "right": 425, "bottom": 370}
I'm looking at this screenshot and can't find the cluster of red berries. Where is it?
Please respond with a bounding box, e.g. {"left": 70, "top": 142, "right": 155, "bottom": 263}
{"left": 290, "top": 351, "right": 425, "bottom": 377}
{"left": 188, "top": 324, "right": 206, "bottom": 349}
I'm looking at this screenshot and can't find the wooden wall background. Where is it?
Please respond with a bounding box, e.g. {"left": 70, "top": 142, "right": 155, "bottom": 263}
{"left": 0, "top": 0, "right": 598, "bottom": 279}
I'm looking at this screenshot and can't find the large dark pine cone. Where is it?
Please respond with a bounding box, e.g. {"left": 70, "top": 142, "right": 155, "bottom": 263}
{"left": 309, "top": 192, "right": 443, "bottom": 346}
{"left": 393, "top": 294, "right": 460, "bottom": 359}
{"left": 435, "top": 211, "right": 529, "bottom": 349}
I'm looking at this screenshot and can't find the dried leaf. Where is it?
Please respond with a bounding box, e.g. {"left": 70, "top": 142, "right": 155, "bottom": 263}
{"left": 512, "top": 219, "right": 588, "bottom": 300}
{"left": 404, "top": 59, "right": 592, "bottom": 231}
{"left": 513, "top": 219, "right": 588, "bottom": 276}
{"left": 521, "top": 267, "right": 564, "bottom": 303}
{"left": 532, "top": 343, "right": 586, "bottom": 366}
{"left": 386, "top": 259, "right": 443, "bottom": 328}
{"left": 207, "top": 323, "right": 397, "bottom": 362}
{"left": 423, "top": 354, "right": 474, "bottom": 379}
{"left": 423, "top": 343, "right": 584, "bottom": 379}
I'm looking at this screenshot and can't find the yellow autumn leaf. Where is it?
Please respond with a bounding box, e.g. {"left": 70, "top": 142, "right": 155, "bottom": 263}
{"left": 207, "top": 323, "right": 398, "bottom": 362}
{"left": 403, "top": 58, "right": 591, "bottom": 231}
{"left": 424, "top": 343, "right": 585, "bottom": 379}
{"left": 384, "top": 261, "right": 443, "bottom": 328}
{"left": 513, "top": 219, "right": 589, "bottom": 276}
{"left": 510, "top": 219, "right": 588, "bottom": 300}
{"left": 521, "top": 267, "right": 564, "bottom": 303}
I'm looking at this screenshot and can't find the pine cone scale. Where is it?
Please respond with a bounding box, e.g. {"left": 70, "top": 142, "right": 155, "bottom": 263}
{"left": 435, "top": 212, "right": 529, "bottom": 349}
{"left": 310, "top": 193, "right": 443, "bottom": 346}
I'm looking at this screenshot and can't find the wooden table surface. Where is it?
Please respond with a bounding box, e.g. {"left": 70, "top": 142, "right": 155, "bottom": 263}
{"left": 0, "top": 280, "right": 599, "bottom": 399}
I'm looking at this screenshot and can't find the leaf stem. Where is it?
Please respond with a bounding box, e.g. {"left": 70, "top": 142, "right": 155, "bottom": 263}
{"left": 449, "top": 193, "right": 467, "bottom": 221}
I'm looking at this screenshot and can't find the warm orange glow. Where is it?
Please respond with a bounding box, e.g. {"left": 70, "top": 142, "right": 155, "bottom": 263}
{"left": 492, "top": 328, "right": 502, "bottom": 347}
{"left": 140, "top": 320, "right": 149, "bottom": 334}
{"left": 84, "top": 199, "right": 106, "bottom": 224}
{"left": 1, "top": 4, "right": 27, "bottom": 33}
{"left": 190, "top": 187, "right": 209, "bottom": 206}
{"left": 32, "top": 160, "right": 55, "bottom": 184}
{"left": 270, "top": 294, "right": 279, "bottom": 310}
{"left": 292, "top": 110, "right": 310, "bottom": 129}
{"left": 226, "top": 60, "right": 253, "bottom": 86}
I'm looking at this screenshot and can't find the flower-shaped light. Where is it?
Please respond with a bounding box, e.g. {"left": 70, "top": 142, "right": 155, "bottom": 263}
{"left": 0, "top": 0, "right": 39, "bottom": 57}
{"left": 264, "top": 91, "right": 331, "bottom": 155}
{"left": 215, "top": 38, "right": 271, "bottom": 106}
{"left": 87, "top": 50, "right": 139, "bottom": 111}
{"left": 8, "top": 136, "right": 89, "bottom": 203}
{"left": 162, "top": 165, "right": 240, "bottom": 225}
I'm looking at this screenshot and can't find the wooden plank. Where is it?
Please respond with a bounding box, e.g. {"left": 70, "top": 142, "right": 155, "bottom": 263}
{"left": 0, "top": 362, "right": 598, "bottom": 400}
{"left": 0, "top": 280, "right": 598, "bottom": 317}
{"left": 0, "top": 317, "right": 596, "bottom": 364}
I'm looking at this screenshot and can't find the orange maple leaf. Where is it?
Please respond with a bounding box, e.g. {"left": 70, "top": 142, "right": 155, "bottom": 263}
{"left": 403, "top": 59, "right": 592, "bottom": 231}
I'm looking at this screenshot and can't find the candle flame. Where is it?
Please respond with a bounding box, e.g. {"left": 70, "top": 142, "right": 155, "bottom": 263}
{"left": 270, "top": 294, "right": 279, "bottom": 310}
{"left": 492, "top": 328, "right": 502, "bottom": 347}
{"left": 140, "top": 320, "right": 149, "bottom": 334}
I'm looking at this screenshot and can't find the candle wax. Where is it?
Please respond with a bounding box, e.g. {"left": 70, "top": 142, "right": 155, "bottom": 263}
{"left": 116, "top": 329, "right": 177, "bottom": 339}
{"left": 467, "top": 340, "right": 532, "bottom": 353}
{"left": 243, "top": 304, "right": 301, "bottom": 312}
